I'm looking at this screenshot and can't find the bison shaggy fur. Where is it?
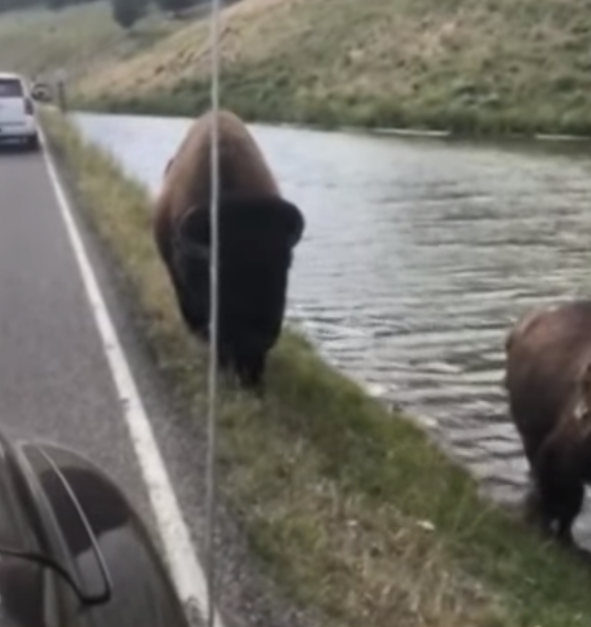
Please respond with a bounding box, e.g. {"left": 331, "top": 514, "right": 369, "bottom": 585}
{"left": 505, "top": 300, "right": 591, "bottom": 545}
{"left": 153, "top": 109, "right": 305, "bottom": 390}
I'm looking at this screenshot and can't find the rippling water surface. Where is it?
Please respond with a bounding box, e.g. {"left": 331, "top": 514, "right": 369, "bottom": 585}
{"left": 72, "top": 112, "right": 591, "bottom": 537}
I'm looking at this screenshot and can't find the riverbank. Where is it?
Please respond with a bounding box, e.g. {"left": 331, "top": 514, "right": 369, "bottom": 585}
{"left": 70, "top": 0, "right": 591, "bottom": 137}
{"left": 41, "top": 107, "right": 591, "bottom": 627}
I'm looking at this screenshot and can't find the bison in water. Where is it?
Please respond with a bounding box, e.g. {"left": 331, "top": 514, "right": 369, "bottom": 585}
{"left": 153, "top": 109, "right": 305, "bottom": 390}
{"left": 505, "top": 300, "right": 591, "bottom": 545}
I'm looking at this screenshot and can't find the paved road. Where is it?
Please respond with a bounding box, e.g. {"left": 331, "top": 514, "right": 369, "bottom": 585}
{"left": 0, "top": 145, "right": 170, "bottom": 624}
{"left": 0, "top": 142, "right": 315, "bottom": 627}
{"left": 0, "top": 146, "right": 155, "bottom": 496}
{"left": 0, "top": 147, "right": 151, "bottom": 502}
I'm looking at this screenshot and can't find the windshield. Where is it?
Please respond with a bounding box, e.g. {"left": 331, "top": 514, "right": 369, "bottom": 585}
{"left": 0, "top": 80, "right": 23, "bottom": 98}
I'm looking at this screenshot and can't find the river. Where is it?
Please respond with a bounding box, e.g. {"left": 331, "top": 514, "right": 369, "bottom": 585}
{"left": 71, "top": 111, "right": 591, "bottom": 537}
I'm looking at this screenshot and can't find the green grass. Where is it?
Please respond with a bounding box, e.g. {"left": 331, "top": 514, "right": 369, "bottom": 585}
{"left": 0, "top": 1, "right": 180, "bottom": 81}
{"left": 68, "top": 0, "right": 591, "bottom": 136}
{"left": 42, "top": 107, "right": 591, "bottom": 627}
{"left": 6, "top": 0, "right": 591, "bottom": 134}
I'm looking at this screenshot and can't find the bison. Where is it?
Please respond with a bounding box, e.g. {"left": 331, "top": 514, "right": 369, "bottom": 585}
{"left": 153, "top": 109, "right": 305, "bottom": 390}
{"left": 505, "top": 300, "right": 591, "bottom": 545}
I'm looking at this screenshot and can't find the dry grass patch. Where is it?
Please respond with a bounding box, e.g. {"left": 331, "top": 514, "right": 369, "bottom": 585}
{"left": 42, "top": 108, "right": 591, "bottom": 627}
{"left": 72, "top": 0, "right": 591, "bottom": 134}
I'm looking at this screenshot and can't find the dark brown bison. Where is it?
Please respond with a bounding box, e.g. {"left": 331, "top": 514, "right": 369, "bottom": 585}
{"left": 505, "top": 300, "right": 591, "bottom": 545}
{"left": 153, "top": 109, "right": 305, "bottom": 390}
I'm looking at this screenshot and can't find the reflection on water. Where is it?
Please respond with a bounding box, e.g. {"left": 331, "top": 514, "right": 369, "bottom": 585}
{"left": 71, "top": 112, "right": 591, "bottom": 539}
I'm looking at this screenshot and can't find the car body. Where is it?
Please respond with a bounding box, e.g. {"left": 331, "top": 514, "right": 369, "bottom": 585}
{"left": 0, "top": 72, "right": 40, "bottom": 151}
{"left": 0, "top": 429, "right": 190, "bottom": 627}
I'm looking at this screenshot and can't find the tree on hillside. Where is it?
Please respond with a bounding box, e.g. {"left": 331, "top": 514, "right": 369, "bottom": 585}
{"left": 45, "top": 0, "right": 97, "bottom": 12}
{"left": 154, "top": 0, "right": 196, "bottom": 19}
{"left": 0, "top": 0, "right": 53, "bottom": 12}
{"left": 111, "top": 0, "right": 147, "bottom": 29}
{"left": 47, "top": 0, "right": 66, "bottom": 11}
{"left": 0, "top": 0, "right": 114, "bottom": 15}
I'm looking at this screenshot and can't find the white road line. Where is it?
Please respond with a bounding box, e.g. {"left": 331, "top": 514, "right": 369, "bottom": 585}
{"left": 38, "top": 125, "right": 225, "bottom": 627}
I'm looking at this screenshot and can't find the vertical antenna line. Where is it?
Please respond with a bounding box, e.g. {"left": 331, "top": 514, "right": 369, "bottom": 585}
{"left": 205, "top": 0, "right": 222, "bottom": 626}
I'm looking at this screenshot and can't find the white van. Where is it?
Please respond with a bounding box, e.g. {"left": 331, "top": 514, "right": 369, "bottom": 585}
{"left": 0, "top": 72, "right": 40, "bottom": 151}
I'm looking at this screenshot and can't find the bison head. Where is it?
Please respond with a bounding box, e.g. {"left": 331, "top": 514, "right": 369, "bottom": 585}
{"left": 172, "top": 192, "right": 305, "bottom": 389}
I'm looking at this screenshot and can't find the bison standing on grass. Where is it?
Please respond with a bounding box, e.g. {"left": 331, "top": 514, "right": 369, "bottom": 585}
{"left": 505, "top": 300, "right": 591, "bottom": 546}
{"left": 153, "top": 110, "right": 306, "bottom": 391}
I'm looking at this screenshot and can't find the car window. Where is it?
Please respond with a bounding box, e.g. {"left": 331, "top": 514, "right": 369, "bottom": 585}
{"left": 0, "top": 80, "right": 23, "bottom": 98}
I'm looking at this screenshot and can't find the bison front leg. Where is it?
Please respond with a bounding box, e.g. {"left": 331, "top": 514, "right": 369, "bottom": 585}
{"left": 235, "top": 350, "right": 266, "bottom": 395}
{"left": 218, "top": 343, "right": 234, "bottom": 372}
{"left": 523, "top": 478, "right": 555, "bottom": 537}
{"left": 533, "top": 441, "right": 585, "bottom": 547}
{"left": 554, "top": 482, "right": 584, "bottom": 547}
{"left": 168, "top": 268, "right": 209, "bottom": 339}
{"left": 524, "top": 478, "right": 582, "bottom": 546}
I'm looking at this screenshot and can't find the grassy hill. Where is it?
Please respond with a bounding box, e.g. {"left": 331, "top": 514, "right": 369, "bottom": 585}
{"left": 2, "top": 0, "right": 591, "bottom": 135}
{"left": 69, "top": 0, "right": 591, "bottom": 135}
{"left": 0, "top": 1, "right": 180, "bottom": 81}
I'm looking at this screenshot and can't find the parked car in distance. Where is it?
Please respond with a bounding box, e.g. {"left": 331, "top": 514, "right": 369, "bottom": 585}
{"left": 0, "top": 72, "right": 40, "bottom": 151}
{"left": 31, "top": 81, "right": 53, "bottom": 104}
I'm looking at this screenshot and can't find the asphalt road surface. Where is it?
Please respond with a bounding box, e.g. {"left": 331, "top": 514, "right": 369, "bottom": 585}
{"left": 0, "top": 142, "right": 218, "bottom": 627}
{"left": 0, "top": 144, "right": 174, "bottom": 620}
{"left": 0, "top": 147, "right": 152, "bottom": 489}
{"left": 0, "top": 146, "right": 160, "bottom": 494}
{"left": 0, "top": 140, "right": 316, "bottom": 627}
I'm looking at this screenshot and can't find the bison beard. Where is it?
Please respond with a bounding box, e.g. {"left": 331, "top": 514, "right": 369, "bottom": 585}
{"left": 505, "top": 300, "right": 591, "bottom": 546}
{"left": 173, "top": 192, "right": 304, "bottom": 389}
{"left": 153, "top": 110, "right": 305, "bottom": 391}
